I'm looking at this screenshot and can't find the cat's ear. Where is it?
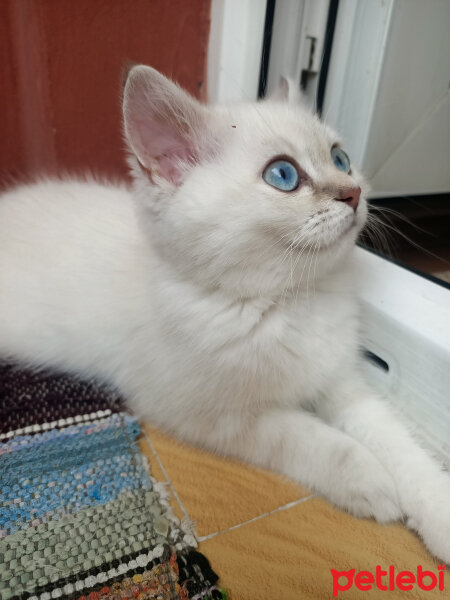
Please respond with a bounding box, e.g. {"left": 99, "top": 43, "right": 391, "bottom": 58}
{"left": 268, "top": 76, "right": 303, "bottom": 105}
{"left": 123, "top": 66, "right": 209, "bottom": 185}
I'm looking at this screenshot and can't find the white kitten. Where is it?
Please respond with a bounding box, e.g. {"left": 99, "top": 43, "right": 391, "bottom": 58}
{"left": 0, "top": 66, "right": 449, "bottom": 562}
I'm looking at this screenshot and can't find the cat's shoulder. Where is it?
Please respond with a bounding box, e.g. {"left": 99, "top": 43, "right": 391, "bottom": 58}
{"left": 1, "top": 176, "right": 131, "bottom": 205}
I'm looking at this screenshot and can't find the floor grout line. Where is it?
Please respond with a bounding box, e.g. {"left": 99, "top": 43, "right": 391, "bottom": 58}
{"left": 142, "top": 429, "right": 198, "bottom": 538}
{"left": 139, "top": 442, "right": 169, "bottom": 484}
{"left": 197, "top": 495, "right": 315, "bottom": 542}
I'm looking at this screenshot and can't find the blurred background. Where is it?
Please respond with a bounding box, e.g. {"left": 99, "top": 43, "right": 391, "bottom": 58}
{"left": 1, "top": 0, "right": 449, "bottom": 282}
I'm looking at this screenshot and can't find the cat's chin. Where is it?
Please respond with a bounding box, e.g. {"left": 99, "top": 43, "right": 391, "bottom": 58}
{"left": 285, "top": 220, "right": 358, "bottom": 255}
{"left": 324, "top": 220, "right": 359, "bottom": 249}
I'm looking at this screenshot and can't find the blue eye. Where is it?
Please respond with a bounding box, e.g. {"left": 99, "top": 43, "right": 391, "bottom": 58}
{"left": 331, "top": 147, "right": 351, "bottom": 173}
{"left": 263, "top": 159, "right": 299, "bottom": 192}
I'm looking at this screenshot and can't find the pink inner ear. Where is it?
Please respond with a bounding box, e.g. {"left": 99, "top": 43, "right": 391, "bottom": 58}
{"left": 159, "top": 146, "right": 195, "bottom": 185}
{"left": 129, "top": 116, "right": 195, "bottom": 186}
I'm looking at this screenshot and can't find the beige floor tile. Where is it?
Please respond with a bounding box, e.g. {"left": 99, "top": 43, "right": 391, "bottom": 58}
{"left": 201, "top": 497, "right": 447, "bottom": 600}
{"left": 142, "top": 424, "right": 309, "bottom": 537}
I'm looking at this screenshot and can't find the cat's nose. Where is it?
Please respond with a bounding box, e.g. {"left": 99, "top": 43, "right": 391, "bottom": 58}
{"left": 335, "top": 187, "right": 361, "bottom": 211}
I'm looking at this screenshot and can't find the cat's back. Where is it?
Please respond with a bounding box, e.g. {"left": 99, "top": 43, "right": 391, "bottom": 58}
{"left": 0, "top": 178, "right": 147, "bottom": 374}
{"left": 0, "top": 178, "right": 142, "bottom": 278}
{"left": 0, "top": 178, "right": 135, "bottom": 247}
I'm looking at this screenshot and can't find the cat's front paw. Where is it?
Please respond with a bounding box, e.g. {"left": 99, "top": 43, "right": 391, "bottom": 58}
{"left": 406, "top": 478, "right": 450, "bottom": 562}
{"left": 331, "top": 446, "right": 403, "bottom": 523}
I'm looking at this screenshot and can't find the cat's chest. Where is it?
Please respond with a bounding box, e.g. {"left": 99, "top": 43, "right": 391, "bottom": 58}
{"left": 235, "top": 296, "right": 356, "bottom": 393}
{"left": 161, "top": 289, "right": 358, "bottom": 406}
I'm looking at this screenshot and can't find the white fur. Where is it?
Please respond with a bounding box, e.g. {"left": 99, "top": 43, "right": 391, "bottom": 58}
{"left": 0, "top": 66, "right": 448, "bottom": 561}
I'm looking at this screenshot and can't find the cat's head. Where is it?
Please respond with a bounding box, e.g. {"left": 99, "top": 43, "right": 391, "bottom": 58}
{"left": 123, "top": 65, "right": 368, "bottom": 296}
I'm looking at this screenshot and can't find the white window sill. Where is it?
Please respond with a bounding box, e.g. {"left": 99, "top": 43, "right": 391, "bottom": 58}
{"left": 355, "top": 247, "right": 450, "bottom": 467}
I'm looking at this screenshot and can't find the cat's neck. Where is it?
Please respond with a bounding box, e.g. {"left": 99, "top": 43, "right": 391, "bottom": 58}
{"left": 149, "top": 252, "right": 355, "bottom": 327}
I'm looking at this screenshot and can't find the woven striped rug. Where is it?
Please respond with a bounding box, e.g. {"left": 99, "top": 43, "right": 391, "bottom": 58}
{"left": 0, "top": 362, "right": 225, "bottom": 600}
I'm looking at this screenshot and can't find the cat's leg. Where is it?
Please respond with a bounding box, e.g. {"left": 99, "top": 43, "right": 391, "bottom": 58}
{"left": 228, "top": 408, "right": 402, "bottom": 523}
{"left": 319, "top": 378, "right": 450, "bottom": 562}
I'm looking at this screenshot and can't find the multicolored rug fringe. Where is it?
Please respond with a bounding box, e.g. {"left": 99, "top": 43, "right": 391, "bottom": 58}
{"left": 0, "top": 362, "right": 225, "bottom": 600}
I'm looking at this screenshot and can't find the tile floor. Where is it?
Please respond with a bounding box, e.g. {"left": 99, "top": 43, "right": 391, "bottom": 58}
{"left": 140, "top": 425, "right": 447, "bottom": 599}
